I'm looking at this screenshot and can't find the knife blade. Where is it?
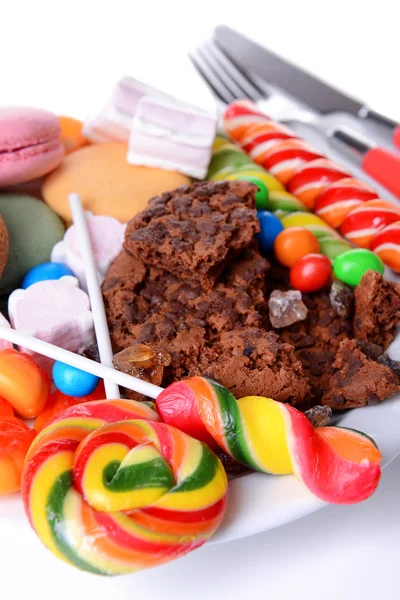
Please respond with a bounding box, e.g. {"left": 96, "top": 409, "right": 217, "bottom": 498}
{"left": 214, "top": 25, "right": 400, "bottom": 150}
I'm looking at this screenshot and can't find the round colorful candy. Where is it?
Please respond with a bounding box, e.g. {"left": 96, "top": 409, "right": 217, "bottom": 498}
{"left": 52, "top": 361, "right": 100, "bottom": 397}
{"left": 0, "top": 397, "right": 14, "bottom": 417}
{"left": 333, "top": 249, "right": 385, "bottom": 286}
{"left": 206, "top": 144, "right": 251, "bottom": 179}
{"left": 315, "top": 177, "right": 379, "bottom": 228}
{"left": 235, "top": 175, "right": 269, "bottom": 209}
{"left": 22, "top": 261, "right": 75, "bottom": 289}
{"left": 256, "top": 210, "right": 284, "bottom": 253}
{"left": 287, "top": 158, "right": 349, "bottom": 209}
{"left": 340, "top": 199, "right": 400, "bottom": 248}
{"left": 0, "top": 349, "right": 50, "bottom": 418}
{"left": 280, "top": 212, "right": 352, "bottom": 260}
{"left": 0, "top": 417, "right": 36, "bottom": 494}
{"left": 274, "top": 227, "right": 320, "bottom": 268}
{"left": 290, "top": 254, "right": 332, "bottom": 293}
{"left": 370, "top": 221, "right": 400, "bottom": 272}
{"left": 268, "top": 190, "right": 309, "bottom": 217}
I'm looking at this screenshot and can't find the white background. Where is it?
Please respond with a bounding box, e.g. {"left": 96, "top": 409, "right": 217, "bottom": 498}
{"left": 1, "top": 1, "right": 400, "bottom": 598}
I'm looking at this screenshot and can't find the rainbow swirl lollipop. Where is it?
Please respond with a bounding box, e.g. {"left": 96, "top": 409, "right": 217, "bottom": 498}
{"left": 22, "top": 399, "right": 227, "bottom": 576}
{"left": 157, "top": 377, "right": 381, "bottom": 505}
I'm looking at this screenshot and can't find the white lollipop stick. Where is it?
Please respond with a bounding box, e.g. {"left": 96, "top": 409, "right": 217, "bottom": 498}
{"left": 0, "top": 326, "right": 163, "bottom": 399}
{"left": 69, "top": 193, "right": 120, "bottom": 399}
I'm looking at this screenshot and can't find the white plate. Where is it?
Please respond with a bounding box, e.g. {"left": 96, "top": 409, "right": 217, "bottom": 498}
{"left": 1, "top": 116, "right": 400, "bottom": 547}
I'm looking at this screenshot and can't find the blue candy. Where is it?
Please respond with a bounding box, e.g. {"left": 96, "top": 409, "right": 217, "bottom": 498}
{"left": 22, "top": 262, "right": 75, "bottom": 289}
{"left": 52, "top": 361, "right": 100, "bottom": 397}
{"left": 256, "top": 210, "right": 284, "bottom": 253}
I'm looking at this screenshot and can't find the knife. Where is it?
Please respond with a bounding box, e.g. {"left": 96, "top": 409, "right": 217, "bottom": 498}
{"left": 214, "top": 25, "right": 400, "bottom": 151}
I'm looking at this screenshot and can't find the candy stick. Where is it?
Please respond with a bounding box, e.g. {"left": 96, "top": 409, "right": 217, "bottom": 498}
{"left": 0, "top": 326, "right": 163, "bottom": 399}
{"left": 69, "top": 193, "right": 120, "bottom": 399}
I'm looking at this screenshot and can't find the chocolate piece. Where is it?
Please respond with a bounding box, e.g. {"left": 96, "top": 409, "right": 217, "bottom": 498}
{"left": 377, "top": 354, "right": 400, "bottom": 381}
{"left": 304, "top": 405, "right": 332, "bottom": 428}
{"left": 278, "top": 292, "right": 352, "bottom": 403}
{"left": 355, "top": 339, "right": 383, "bottom": 361}
{"left": 103, "top": 248, "right": 309, "bottom": 405}
{"left": 124, "top": 181, "right": 259, "bottom": 289}
{"left": 113, "top": 343, "right": 171, "bottom": 386}
{"left": 329, "top": 280, "right": 353, "bottom": 318}
{"left": 200, "top": 329, "right": 310, "bottom": 404}
{"left": 268, "top": 289, "right": 308, "bottom": 328}
{"left": 353, "top": 270, "right": 400, "bottom": 350}
{"left": 321, "top": 339, "right": 399, "bottom": 410}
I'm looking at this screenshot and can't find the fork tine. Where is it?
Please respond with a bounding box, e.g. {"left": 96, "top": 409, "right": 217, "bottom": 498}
{"left": 206, "top": 41, "right": 265, "bottom": 102}
{"left": 189, "top": 50, "right": 234, "bottom": 105}
{"left": 198, "top": 43, "right": 252, "bottom": 102}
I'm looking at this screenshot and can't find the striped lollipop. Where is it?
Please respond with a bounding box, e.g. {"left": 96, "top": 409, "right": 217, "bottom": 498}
{"left": 370, "top": 221, "right": 400, "bottom": 272}
{"left": 223, "top": 99, "right": 268, "bottom": 143}
{"left": 315, "top": 177, "right": 379, "bottom": 228}
{"left": 156, "top": 377, "right": 381, "bottom": 504}
{"left": 287, "top": 158, "right": 350, "bottom": 209}
{"left": 340, "top": 199, "right": 400, "bottom": 248}
{"left": 241, "top": 120, "right": 298, "bottom": 162}
{"left": 255, "top": 138, "right": 324, "bottom": 185}
{"left": 22, "top": 398, "right": 227, "bottom": 576}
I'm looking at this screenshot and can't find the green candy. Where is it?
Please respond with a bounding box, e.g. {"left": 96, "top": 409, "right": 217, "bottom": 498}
{"left": 319, "top": 237, "right": 353, "bottom": 261}
{"left": 269, "top": 191, "right": 310, "bottom": 216}
{"left": 333, "top": 249, "right": 385, "bottom": 286}
{"left": 235, "top": 175, "right": 269, "bottom": 210}
{"left": 206, "top": 148, "right": 251, "bottom": 179}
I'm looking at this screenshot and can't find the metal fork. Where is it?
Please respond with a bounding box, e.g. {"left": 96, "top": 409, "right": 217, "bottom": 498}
{"left": 189, "top": 40, "right": 400, "bottom": 200}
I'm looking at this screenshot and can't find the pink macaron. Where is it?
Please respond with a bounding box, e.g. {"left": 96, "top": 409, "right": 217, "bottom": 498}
{"left": 0, "top": 107, "right": 64, "bottom": 186}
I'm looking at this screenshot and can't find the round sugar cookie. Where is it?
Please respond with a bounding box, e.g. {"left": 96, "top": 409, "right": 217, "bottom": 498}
{"left": 0, "top": 194, "right": 65, "bottom": 295}
{"left": 42, "top": 143, "right": 190, "bottom": 224}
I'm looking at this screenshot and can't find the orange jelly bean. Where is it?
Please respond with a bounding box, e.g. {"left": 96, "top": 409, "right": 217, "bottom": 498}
{"left": 0, "top": 396, "right": 14, "bottom": 417}
{"left": 0, "top": 417, "right": 36, "bottom": 494}
{"left": 0, "top": 349, "right": 50, "bottom": 418}
{"left": 274, "top": 226, "right": 320, "bottom": 268}
{"left": 58, "top": 115, "right": 89, "bottom": 155}
{"left": 34, "top": 381, "right": 106, "bottom": 432}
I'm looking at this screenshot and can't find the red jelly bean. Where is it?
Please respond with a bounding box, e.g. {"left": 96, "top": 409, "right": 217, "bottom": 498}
{"left": 290, "top": 254, "right": 332, "bottom": 293}
{"left": 34, "top": 381, "right": 106, "bottom": 432}
{"left": 0, "top": 396, "right": 14, "bottom": 417}
{"left": 0, "top": 349, "right": 50, "bottom": 418}
{"left": 0, "top": 417, "right": 36, "bottom": 494}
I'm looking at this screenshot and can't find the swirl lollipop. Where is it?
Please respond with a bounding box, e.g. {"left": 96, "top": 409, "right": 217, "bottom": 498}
{"left": 156, "top": 377, "right": 381, "bottom": 504}
{"left": 22, "top": 399, "right": 227, "bottom": 575}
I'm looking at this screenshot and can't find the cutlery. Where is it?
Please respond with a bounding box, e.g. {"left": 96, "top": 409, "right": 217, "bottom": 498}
{"left": 190, "top": 40, "right": 400, "bottom": 199}
{"left": 214, "top": 25, "right": 400, "bottom": 151}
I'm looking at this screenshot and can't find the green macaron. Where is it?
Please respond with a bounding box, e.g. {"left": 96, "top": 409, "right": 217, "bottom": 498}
{"left": 0, "top": 193, "right": 65, "bottom": 295}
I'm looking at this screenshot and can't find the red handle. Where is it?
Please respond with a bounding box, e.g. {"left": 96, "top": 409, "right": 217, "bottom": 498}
{"left": 394, "top": 125, "right": 400, "bottom": 151}
{"left": 362, "top": 147, "right": 400, "bottom": 199}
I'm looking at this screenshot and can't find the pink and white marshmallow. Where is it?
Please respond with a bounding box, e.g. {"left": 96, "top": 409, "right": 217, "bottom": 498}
{"left": 51, "top": 212, "right": 126, "bottom": 290}
{"left": 83, "top": 77, "right": 176, "bottom": 143}
{"left": 8, "top": 276, "right": 94, "bottom": 372}
{"left": 127, "top": 96, "right": 217, "bottom": 179}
